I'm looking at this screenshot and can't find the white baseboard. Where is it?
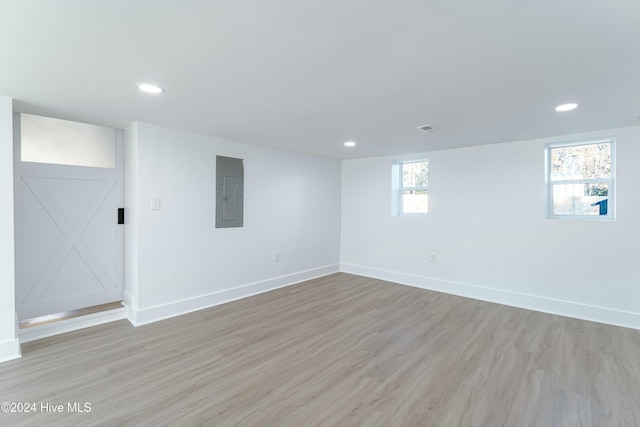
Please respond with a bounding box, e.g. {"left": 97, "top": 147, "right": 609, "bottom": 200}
{"left": 127, "top": 264, "right": 340, "bottom": 326}
{"left": 0, "top": 338, "right": 22, "bottom": 363}
{"left": 122, "top": 290, "right": 136, "bottom": 309}
{"left": 341, "top": 263, "right": 640, "bottom": 330}
{"left": 122, "top": 290, "right": 138, "bottom": 325}
{"left": 19, "top": 307, "right": 128, "bottom": 343}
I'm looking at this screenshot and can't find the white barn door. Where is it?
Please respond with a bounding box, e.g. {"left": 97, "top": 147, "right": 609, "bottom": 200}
{"left": 15, "top": 114, "right": 124, "bottom": 320}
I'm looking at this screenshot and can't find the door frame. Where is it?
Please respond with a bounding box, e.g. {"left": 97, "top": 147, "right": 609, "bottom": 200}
{"left": 12, "top": 113, "right": 125, "bottom": 321}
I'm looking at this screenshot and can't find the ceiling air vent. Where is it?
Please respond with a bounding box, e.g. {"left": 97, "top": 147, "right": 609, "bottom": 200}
{"left": 417, "top": 124, "right": 435, "bottom": 132}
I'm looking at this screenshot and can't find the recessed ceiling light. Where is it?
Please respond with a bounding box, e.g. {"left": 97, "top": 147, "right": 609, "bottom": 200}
{"left": 555, "top": 103, "right": 578, "bottom": 112}
{"left": 137, "top": 83, "right": 164, "bottom": 94}
{"left": 344, "top": 141, "right": 356, "bottom": 147}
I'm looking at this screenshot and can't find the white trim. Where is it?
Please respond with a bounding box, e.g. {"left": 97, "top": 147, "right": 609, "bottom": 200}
{"left": 545, "top": 138, "right": 615, "bottom": 220}
{"left": 122, "top": 290, "right": 137, "bottom": 321}
{"left": 340, "top": 263, "right": 640, "bottom": 330}
{"left": 116, "top": 129, "right": 125, "bottom": 305}
{"left": 0, "top": 339, "right": 21, "bottom": 363}
{"left": 392, "top": 159, "right": 429, "bottom": 216}
{"left": 18, "top": 307, "right": 128, "bottom": 343}
{"left": 126, "top": 264, "right": 340, "bottom": 326}
{"left": 122, "top": 290, "right": 136, "bottom": 308}
{"left": 545, "top": 136, "right": 615, "bottom": 149}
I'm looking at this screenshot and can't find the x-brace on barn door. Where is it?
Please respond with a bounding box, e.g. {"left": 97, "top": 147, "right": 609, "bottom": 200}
{"left": 16, "top": 162, "right": 123, "bottom": 320}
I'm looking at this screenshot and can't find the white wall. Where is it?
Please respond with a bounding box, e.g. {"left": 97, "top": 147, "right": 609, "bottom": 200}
{"left": 125, "top": 123, "right": 341, "bottom": 324}
{"left": 0, "top": 96, "right": 20, "bottom": 362}
{"left": 341, "top": 126, "right": 640, "bottom": 328}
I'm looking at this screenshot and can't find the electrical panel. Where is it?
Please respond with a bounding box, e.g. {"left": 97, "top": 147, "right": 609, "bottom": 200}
{"left": 216, "top": 156, "right": 244, "bottom": 228}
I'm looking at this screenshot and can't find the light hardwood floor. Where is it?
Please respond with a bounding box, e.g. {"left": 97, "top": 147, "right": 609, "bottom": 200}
{"left": 1, "top": 273, "right": 639, "bottom": 426}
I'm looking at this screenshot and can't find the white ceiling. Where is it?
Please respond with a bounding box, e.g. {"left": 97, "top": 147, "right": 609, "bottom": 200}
{"left": 1, "top": 0, "right": 639, "bottom": 159}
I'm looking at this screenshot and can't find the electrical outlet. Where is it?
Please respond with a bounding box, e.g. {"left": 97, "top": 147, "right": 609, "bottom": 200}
{"left": 151, "top": 198, "right": 161, "bottom": 211}
{"left": 273, "top": 252, "right": 280, "bottom": 262}
{"left": 429, "top": 253, "right": 437, "bottom": 263}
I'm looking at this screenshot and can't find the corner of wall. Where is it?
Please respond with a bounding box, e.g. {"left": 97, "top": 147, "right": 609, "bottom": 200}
{"left": 122, "top": 290, "right": 140, "bottom": 326}
{"left": 340, "top": 263, "right": 640, "bottom": 330}
{"left": 0, "top": 96, "right": 20, "bottom": 363}
{"left": 0, "top": 339, "right": 22, "bottom": 363}
{"left": 123, "top": 122, "right": 140, "bottom": 324}
{"left": 130, "top": 264, "right": 339, "bottom": 326}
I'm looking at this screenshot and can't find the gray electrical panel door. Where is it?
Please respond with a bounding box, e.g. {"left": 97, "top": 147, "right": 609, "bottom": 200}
{"left": 216, "top": 156, "right": 244, "bottom": 228}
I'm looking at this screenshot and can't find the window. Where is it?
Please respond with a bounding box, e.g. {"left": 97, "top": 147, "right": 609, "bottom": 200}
{"left": 21, "top": 113, "right": 116, "bottom": 168}
{"left": 545, "top": 139, "right": 614, "bottom": 219}
{"left": 392, "top": 159, "right": 429, "bottom": 215}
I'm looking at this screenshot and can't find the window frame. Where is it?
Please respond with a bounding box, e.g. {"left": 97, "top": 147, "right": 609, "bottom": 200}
{"left": 545, "top": 138, "right": 615, "bottom": 220}
{"left": 392, "top": 158, "right": 429, "bottom": 216}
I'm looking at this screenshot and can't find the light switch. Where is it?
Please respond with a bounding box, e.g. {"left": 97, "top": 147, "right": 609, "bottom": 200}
{"left": 151, "top": 198, "right": 161, "bottom": 211}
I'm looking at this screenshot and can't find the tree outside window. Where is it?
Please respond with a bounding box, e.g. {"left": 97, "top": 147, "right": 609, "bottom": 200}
{"left": 547, "top": 140, "right": 614, "bottom": 218}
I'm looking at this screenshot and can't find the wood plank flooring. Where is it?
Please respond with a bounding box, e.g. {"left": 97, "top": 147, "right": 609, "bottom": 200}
{"left": 1, "top": 273, "right": 639, "bottom": 426}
